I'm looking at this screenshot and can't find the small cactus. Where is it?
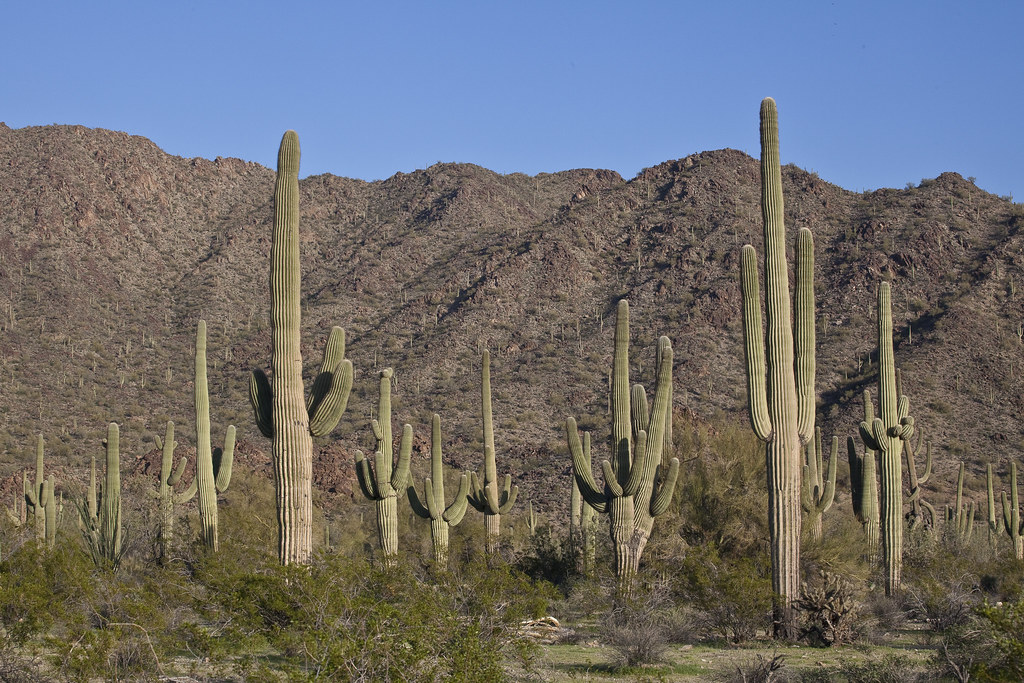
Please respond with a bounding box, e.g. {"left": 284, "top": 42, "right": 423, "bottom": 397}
{"left": 407, "top": 413, "right": 469, "bottom": 567}
{"left": 355, "top": 368, "right": 412, "bottom": 563}
{"left": 801, "top": 427, "right": 836, "bottom": 542}
{"left": 23, "top": 434, "right": 53, "bottom": 543}
{"left": 904, "top": 426, "right": 934, "bottom": 530}
{"left": 149, "top": 421, "right": 196, "bottom": 562}
{"left": 194, "top": 320, "right": 235, "bottom": 552}
{"left": 944, "top": 462, "right": 975, "bottom": 545}
{"left": 467, "top": 350, "right": 518, "bottom": 554}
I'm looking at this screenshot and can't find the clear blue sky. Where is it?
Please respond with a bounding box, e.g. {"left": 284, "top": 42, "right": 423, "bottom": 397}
{"left": 5, "top": 1, "right": 1022, "bottom": 199}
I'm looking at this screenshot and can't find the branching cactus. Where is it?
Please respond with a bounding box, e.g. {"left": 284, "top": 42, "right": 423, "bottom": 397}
{"left": 566, "top": 300, "right": 680, "bottom": 598}
{"left": 23, "top": 434, "right": 53, "bottom": 542}
{"left": 740, "top": 98, "right": 816, "bottom": 637}
{"left": 248, "top": 131, "right": 354, "bottom": 565}
{"left": 407, "top": 413, "right": 469, "bottom": 567}
{"left": 195, "top": 320, "right": 235, "bottom": 552}
{"left": 80, "top": 423, "right": 124, "bottom": 569}
{"left": 801, "top": 427, "right": 836, "bottom": 542}
{"left": 904, "top": 427, "right": 934, "bottom": 530}
{"left": 944, "top": 462, "right": 975, "bottom": 545}
{"left": 355, "top": 368, "right": 412, "bottom": 564}
{"left": 858, "top": 282, "right": 914, "bottom": 595}
{"left": 569, "top": 436, "right": 598, "bottom": 577}
{"left": 149, "top": 421, "right": 196, "bottom": 562}
{"left": 467, "top": 350, "right": 518, "bottom": 555}
{"left": 1000, "top": 461, "right": 1023, "bottom": 559}
{"left": 848, "top": 392, "right": 880, "bottom": 561}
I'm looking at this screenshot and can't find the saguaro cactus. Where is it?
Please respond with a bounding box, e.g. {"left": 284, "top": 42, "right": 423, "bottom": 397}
{"left": 987, "top": 464, "right": 1000, "bottom": 553}
{"left": 467, "top": 350, "right": 518, "bottom": 554}
{"left": 858, "top": 282, "right": 914, "bottom": 595}
{"left": 945, "top": 462, "right": 975, "bottom": 544}
{"left": 80, "top": 423, "right": 123, "bottom": 569}
{"left": 23, "top": 434, "right": 53, "bottom": 543}
{"left": 195, "top": 320, "right": 235, "bottom": 552}
{"left": 848, "top": 391, "right": 880, "bottom": 560}
{"left": 740, "top": 98, "right": 816, "bottom": 638}
{"left": 570, "top": 464, "right": 598, "bottom": 576}
{"left": 1000, "top": 461, "right": 1023, "bottom": 559}
{"left": 150, "top": 421, "right": 196, "bottom": 562}
{"left": 801, "top": 427, "right": 836, "bottom": 542}
{"left": 249, "top": 131, "right": 354, "bottom": 565}
{"left": 566, "top": 300, "right": 680, "bottom": 598}
{"left": 408, "top": 413, "right": 469, "bottom": 567}
{"left": 355, "top": 368, "right": 412, "bottom": 563}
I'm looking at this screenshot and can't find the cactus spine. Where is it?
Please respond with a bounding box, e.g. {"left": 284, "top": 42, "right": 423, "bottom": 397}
{"left": 945, "top": 462, "right": 975, "bottom": 544}
{"left": 407, "top": 413, "right": 468, "bottom": 567}
{"left": 150, "top": 421, "right": 196, "bottom": 562}
{"left": 195, "top": 320, "right": 235, "bottom": 552}
{"left": 249, "top": 131, "right": 354, "bottom": 565}
{"left": 858, "top": 282, "right": 914, "bottom": 595}
{"left": 801, "top": 427, "right": 836, "bottom": 542}
{"left": 23, "top": 434, "right": 53, "bottom": 542}
{"left": 355, "top": 368, "right": 412, "bottom": 563}
{"left": 740, "top": 98, "right": 816, "bottom": 637}
{"left": 904, "top": 428, "right": 934, "bottom": 530}
{"left": 467, "top": 350, "right": 518, "bottom": 554}
{"left": 1001, "top": 461, "right": 1023, "bottom": 559}
{"left": 566, "top": 300, "right": 680, "bottom": 597}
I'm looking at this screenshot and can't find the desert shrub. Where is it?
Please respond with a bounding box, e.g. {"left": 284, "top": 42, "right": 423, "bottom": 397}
{"left": 675, "top": 544, "right": 773, "bottom": 643}
{"left": 972, "top": 599, "right": 1024, "bottom": 682}
{"left": 726, "top": 651, "right": 787, "bottom": 683}
{"left": 836, "top": 653, "right": 922, "bottom": 683}
{"left": 600, "top": 591, "right": 670, "bottom": 669}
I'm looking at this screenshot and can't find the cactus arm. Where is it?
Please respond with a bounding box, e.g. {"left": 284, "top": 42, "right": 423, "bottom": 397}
{"left": 649, "top": 458, "right": 681, "bottom": 516}
{"left": 740, "top": 245, "right": 773, "bottom": 442}
{"left": 565, "top": 419, "right": 608, "bottom": 512}
{"left": 631, "top": 385, "right": 649, "bottom": 435}
{"left": 794, "top": 228, "right": 816, "bottom": 444}
{"left": 174, "top": 477, "right": 197, "bottom": 504}
{"left": 214, "top": 425, "right": 235, "bottom": 493}
{"left": 390, "top": 424, "right": 413, "bottom": 492}
{"left": 248, "top": 369, "right": 274, "bottom": 438}
{"left": 407, "top": 483, "right": 431, "bottom": 519}
{"left": 443, "top": 474, "right": 470, "bottom": 525}
{"left": 601, "top": 460, "right": 624, "bottom": 498}
{"left": 355, "top": 451, "right": 379, "bottom": 500}
{"left": 306, "top": 327, "right": 353, "bottom": 436}
{"left": 621, "top": 430, "right": 649, "bottom": 498}
{"left": 497, "top": 474, "right": 518, "bottom": 514}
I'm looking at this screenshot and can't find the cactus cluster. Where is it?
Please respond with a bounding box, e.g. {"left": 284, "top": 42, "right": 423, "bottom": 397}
{"left": 566, "top": 300, "right": 679, "bottom": 597}
{"left": 79, "top": 423, "right": 124, "bottom": 569}
{"left": 944, "top": 462, "right": 975, "bottom": 544}
{"left": 740, "top": 97, "right": 816, "bottom": 637}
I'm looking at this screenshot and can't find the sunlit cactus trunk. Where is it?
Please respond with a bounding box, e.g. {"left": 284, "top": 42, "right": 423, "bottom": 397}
{"left": 408, "top": 414, "right": 469, "bottom": 568}
{"left": 739, "top": 98, "right": 816, "bottom": 639}
{"left": 194, "top": 320, "right": 235, "bottom": 552}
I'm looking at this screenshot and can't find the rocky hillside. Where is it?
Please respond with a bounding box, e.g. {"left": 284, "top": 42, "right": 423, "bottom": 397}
{"left": 1, "top": 122, "right": 1022, "bottom": 518}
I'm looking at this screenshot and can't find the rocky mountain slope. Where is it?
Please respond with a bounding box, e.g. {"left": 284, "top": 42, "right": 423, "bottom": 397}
{"left": 1, "top": 122, "right": 1022, "bottom": 519}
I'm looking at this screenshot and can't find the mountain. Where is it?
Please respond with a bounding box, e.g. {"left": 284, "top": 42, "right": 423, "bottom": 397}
{"left": 1, "top": 122, "right": 1022, "bottom": 517}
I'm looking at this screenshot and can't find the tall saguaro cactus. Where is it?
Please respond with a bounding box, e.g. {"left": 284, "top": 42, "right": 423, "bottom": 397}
{"left": 408, "top": 414, "right": 469, "bottom": 567}
{"left": 249, "top": 131, "right": 354, "bottom": 565}
{"left": 858, "top": 282, "right": 914, "bottom": 595}
{"left": 566, "top": 300, "right": 680, "bottom": 597}
{"left": 801, "top": 427, "right": 836, "bottom": 542}
{"left": 467, "top": 350, "right": 518, "bottom": 554}
{"left": 739, "top": 98, "right": 816, "bottom": 638}
{"left": 987, "top": 464, "right": 1001, "bottom": 553}
{"left": 150, "top": 421, "right": 196, "bottom": 562}
{"left": 355, "top": 368, "right": 412, "bottom": 563}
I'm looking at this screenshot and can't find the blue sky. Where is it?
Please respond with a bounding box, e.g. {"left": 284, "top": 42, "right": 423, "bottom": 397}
{"left": 5, "top": 1, "right": 1022, "bottom": 199}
